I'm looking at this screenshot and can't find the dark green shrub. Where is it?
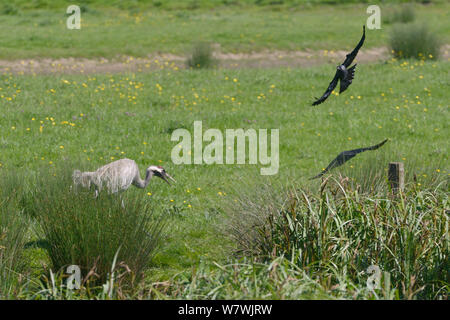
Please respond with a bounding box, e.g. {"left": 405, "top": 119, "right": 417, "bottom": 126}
{"left": 389, "top": 23, "right": 440, "bottom": 60}
{"left": 383, "top": 5, "right": 415, "bottom": 24}
{"left": 1, "top": 4, "right": 19, "bottom": 15}
{"left": 186, "top": 42, "right": 217, "bottom": 69}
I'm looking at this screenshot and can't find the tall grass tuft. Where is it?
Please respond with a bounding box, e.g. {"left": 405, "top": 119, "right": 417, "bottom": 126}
{"left": 332, "top": 150, "right": 447, "bottom": 194}
{"left": 389, "top": 23, "right": 440, "bottom": 60}
{"left": 0, "top": 4, "right": 19, "bottom": 15}
{"left": 383, "top": 5, "right": 415, "bottom": 24}
{"left": 23, "top": 164, "right": 165, "bottom": 288}
{"left": 144, "top": 258, "right": 342, "bottom": 299}
{"left": 226, "top": 180, "right": 449, "bottom": 299}
{"left": 0, "top": 171, "right": 30, "bottom": 299}
{"left": 186, "top": 42, "right": 217, "bottom": 69}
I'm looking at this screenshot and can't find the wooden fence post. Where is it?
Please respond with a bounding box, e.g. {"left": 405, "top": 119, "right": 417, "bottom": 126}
{"left": 388, "top": 162, "right": 404, "bottom": 194}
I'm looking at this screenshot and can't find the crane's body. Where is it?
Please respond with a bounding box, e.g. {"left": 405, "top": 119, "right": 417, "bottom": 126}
{"left": 73, "top": 158, "right": 175, "bottom": 196}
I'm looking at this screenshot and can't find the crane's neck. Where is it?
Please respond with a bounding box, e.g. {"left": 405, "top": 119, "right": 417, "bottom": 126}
{"left": 136, "top": 170, "right": 153, "bottom": 189}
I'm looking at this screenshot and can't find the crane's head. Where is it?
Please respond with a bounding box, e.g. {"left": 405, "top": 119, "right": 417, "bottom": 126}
{"left": 147, "top": 166, "right": 176, "bottom": 185}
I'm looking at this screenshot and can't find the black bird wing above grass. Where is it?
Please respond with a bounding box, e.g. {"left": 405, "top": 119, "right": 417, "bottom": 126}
{"left": 342, "top": 25, "right": 366, "bottom": 68}
{"left": 311, "top": 139, "right": 388, "bottom": 179}
{"left": 356, "top": 138, "right": 388, "bottom": 152}
{"left": 312, "top": 71, "right": 340, "bottom": 106}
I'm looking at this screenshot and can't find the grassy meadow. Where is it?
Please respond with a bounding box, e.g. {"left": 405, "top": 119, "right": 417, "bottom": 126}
{"left": 0, "top": 1, "right": 448, "bottom": 299}
{"left": 0, "top": 1, "right": 449, "bottom": 59}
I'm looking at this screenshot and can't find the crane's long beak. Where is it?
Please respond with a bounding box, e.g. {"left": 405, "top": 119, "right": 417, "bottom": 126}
{"left": 162, "top": 173, "right": 176, "bottom": 185}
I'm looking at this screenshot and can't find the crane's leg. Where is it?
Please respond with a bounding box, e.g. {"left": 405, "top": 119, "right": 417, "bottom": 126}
{"left": 117, "top": 192, "right": 125, "bottom": 209}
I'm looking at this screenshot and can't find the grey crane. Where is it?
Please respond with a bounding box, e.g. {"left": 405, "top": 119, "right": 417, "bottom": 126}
{"left": 73, "top": 158, "right": 175, "bottom": 197}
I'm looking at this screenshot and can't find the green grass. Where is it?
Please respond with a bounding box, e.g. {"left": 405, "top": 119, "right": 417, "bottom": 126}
{"left": 1, "top": 58, "right": 448, "bottom": 291}
{"left": 5, "top": 0, "right": 446, "bottom": 11}
{"left": 226, "top": 180, "right": 448, "bottom": 299}
{"left": 144, "top": 257, "right": 351, "bottom": 299}
{"left": 0, "top": 171, "right": 31, "bottom": 298}
{"left": 1, "top": 60, "right": 447, "bottom": 175}
{"left": 0, "top": 3, "right": 449, "bottom": 59}
{"left": 30, "top": 165, "right": 164, "bottom": 285}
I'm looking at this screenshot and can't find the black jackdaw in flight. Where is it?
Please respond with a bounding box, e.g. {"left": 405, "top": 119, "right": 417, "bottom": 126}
{"left": 312, "top": 26, "right": 366, "bottom": 106}
{"left": 311, "top": 138, "right": 388, "bottom": 179}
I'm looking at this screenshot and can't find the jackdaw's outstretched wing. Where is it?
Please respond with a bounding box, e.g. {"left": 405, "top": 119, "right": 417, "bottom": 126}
{"left": 312, "top": 71, "right": 340, "bottom": 106}
{"left": 342, "top": 25, "right": 365, "bottom": 68}
{"left": 354, "top": 138, "right": 388, "bottom": 152}
{"left": 310, "top": 139, "right": 388, "bottom": 179}
{"left": 310, "top": 151, "right": 358, "bottom": 179}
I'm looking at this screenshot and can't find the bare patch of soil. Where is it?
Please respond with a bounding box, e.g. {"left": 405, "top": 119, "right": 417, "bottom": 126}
{"left": 1, "top": 46, "right": 448, "bottom": 75}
